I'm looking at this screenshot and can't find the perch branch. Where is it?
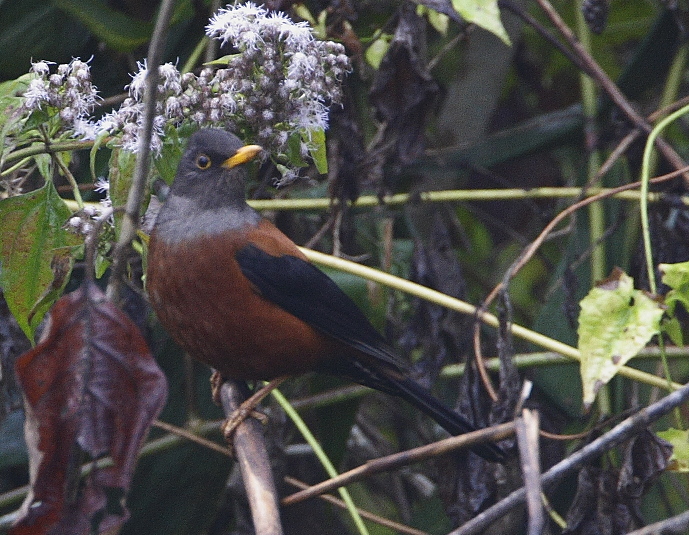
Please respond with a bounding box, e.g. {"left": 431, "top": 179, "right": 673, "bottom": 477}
{"left": 219, "top": 380, "right": 283, "bottom": 535}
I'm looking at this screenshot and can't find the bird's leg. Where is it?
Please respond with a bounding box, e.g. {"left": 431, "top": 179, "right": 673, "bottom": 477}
{"left": 210, "top": 370, "right": 226, "bottom": 406}
{"left": 221, "top": 376, "right": 289, "bottom": 441}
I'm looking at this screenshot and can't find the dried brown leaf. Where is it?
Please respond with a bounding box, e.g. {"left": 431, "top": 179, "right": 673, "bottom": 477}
{"left": 10, "top": 280, "right": 167, "bottom": 535}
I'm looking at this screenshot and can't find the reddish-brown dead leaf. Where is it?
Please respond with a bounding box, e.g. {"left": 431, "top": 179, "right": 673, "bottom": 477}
{"left": 11, "top": 280, "right": 167, "bottom": 535}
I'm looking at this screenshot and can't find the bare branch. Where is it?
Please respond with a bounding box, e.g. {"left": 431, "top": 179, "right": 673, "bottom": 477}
{"left": 219, "top": 380, "right": 283, "bottom": 535}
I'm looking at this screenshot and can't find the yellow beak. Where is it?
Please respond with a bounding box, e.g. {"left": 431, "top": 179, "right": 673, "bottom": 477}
{"left": 221, "top": 144, "right": 263, "bottom": 169}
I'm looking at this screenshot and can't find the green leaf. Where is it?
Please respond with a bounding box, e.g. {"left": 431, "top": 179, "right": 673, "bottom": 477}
{"left": 577, "top": 268, "right": 664, "bottom": 408}
{"left": 657, "top": 428, "right": 688, "bottom": 472}
{"left": 52, "top": 0, "right": 152, "bottom": 53}
{"left": 660, "top": 261, "right": 689, "bottom": 315}
{"left": 0, "top": 73, "right": 33, "bottom": 99}
{"left": 451, "top": 0, "right": 511, "bottom": 46}
{"left": 662, "top": 316, "right": 683, "bottom": 346}
{"left": 34, "top": 151, "right": 52, "bottom": 182}
{"left": 0, "top": 181, "right": 81, "bottom": 341}
{"left": 155, "top": 129, "right": 185, "bottom": 185}
{"left": 365, "top": 33, "right": 392, "bottom": 70}
{"left": 90, "top": 130, "right": 110, "bottom": 183}
{"left": 0, "top": 75, "right": 32, "bottom": 162}
{"left": 0, "top": 1, "right": 89, "bottom": 80}
{"left": 26, "top": 246, "right": 77, "bottom": 330}
{"left": 284, "top": 131, "right": 309, "bottom": 168}
{"left": 203, "top": 53, "right": 241, "bottom": 67}
{"left": 304, "top": 127, "right": 328, "bottom": 174}
{"left": 416, "top": 5, "right": 449, "bottom": 35}
{"left": 108, "top": 146, "right": 137, "bottom": 208}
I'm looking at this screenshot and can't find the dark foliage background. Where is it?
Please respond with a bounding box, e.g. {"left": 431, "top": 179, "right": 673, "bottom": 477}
{"left": 2, "top": 0, "right": 689, "bottom": 534}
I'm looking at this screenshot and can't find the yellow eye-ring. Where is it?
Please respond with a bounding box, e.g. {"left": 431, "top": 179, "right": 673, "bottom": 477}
{"left": 196, "top": 154, "right": 211, "bottom": 170}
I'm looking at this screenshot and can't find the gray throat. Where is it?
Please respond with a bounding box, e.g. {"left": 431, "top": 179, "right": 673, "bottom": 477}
{"left": 153, "top": 194, "right": 261, "bottom": 244}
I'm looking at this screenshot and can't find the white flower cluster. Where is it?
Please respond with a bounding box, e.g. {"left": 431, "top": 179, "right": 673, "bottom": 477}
{"left": 23, "top": 59, "right": 98, "bottom": 138}
{"left": 98, "top": 2, "right": 349, "bottom": 169}
{"left": 65, "top": 204, "right": 100, "bottom": 235}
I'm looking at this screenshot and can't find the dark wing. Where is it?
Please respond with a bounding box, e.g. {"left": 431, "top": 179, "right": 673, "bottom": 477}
{"left": 235, "top": 244, "right": 506, "bottom": 462}
{"left": 235, "top": 243, "right": 402, "bottom": 370}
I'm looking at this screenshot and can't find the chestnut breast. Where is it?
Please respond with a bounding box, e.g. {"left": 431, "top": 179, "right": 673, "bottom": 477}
{"left": 147, "top": 219, "right": 342, "bottom": 379}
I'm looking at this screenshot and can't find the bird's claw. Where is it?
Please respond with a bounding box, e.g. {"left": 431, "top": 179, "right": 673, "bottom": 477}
{"left": 221, "top": 408, "right": 267, "bottom": 442}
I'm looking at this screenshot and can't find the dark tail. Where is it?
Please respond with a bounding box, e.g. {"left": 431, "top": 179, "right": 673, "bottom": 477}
{"left": 390, "top": 374, "right": 506, "bottom": 463}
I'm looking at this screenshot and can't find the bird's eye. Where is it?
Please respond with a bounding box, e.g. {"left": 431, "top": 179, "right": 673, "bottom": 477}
{"left": 195, "top": 154, "right": 211, "bottom": 170}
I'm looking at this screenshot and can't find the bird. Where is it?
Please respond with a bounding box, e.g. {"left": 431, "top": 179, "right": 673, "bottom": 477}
{"left": 146, "top": 128, "right": 505, "bottom": 462}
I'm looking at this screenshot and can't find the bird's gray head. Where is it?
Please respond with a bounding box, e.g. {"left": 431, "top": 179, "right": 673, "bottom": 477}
{"left": 169, "top": 128, "right": 262, "bottom": 210}
{"left": 153, "top": 129, "right": 263, "bottom": 240}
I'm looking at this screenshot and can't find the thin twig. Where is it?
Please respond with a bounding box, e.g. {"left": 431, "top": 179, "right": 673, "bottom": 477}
{"left": 152, "top": 420, "right": 231, "bottom": 457}
{"left": 626, "top": 509, "right": 689, "bottom": 535}
{"left": 106, "top": 0, "right": 176, "bottom": 303}
{"left": 281, "top": 422, "right": 515, "bottom": 506}
{"left": 533, "top": 0, "right": 689, "bottom": 182}
{"left": 450, "top": 380, "right": 689, "bottom": 535}
{"left": 498, "top": 0, "right": 594, "bottom": 76}
{"left": 472, "top": 165, "right": 689, "bottom": 389}
{"left": 284, "top": 477, "right": 430, "bottom": 535}
{"left": 515, "top": 410, "right": 543, "bottom": 535}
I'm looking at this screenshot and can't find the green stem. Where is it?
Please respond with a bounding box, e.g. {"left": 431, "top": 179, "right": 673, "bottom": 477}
{"left": 244, "top": 187, "right": 680, "bottom": 212}
{"left": 651, "top": 43, "right": 688, "bottom": 426}
{"left": 301, "top": 247, "right": 682, "bottom": 392}
{"left": 61, "top": 187, "right": 688, "bottom": 215}
{"left": 576, "top": 4, "right": 610, "bottom": 417}
{"left": 640, "top": 103, "right": 689, "bottom": 295}
{"left": 5, "top": 140, "right": 95, "bottom": 164}
{"left": 182, "top": 37, "right": 209, "bottom": 73}
{"left": 271, "top": 388, "right": 370, "bottom": 535}
{"left": 53, "top": 152, "right": 84, "bottom": 209}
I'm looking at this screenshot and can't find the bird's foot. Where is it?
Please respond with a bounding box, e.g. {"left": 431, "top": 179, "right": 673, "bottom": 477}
{"left": 221, "top": 407, "right": 268, "bottom": 442}
{"left": 219, "top": 376, "right": 289, "bottom": 442}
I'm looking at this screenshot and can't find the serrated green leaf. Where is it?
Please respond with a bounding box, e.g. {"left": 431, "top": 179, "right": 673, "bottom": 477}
{"left": 657, "top": 428, "right": 688, "bottom": 472}
{"left": 451, "top": 0, "right": 511, "bottom": 46}
{"left": 304, "top": 128, "right": 328, "bottom": 174}
{"left": 0, "top": 181, "right": 81, "bottom": 341}
{"left": 577, "top": 268, "right": 664, "bottom": 408}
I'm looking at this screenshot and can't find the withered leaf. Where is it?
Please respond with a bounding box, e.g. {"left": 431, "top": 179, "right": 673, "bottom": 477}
{"left": 11, "top": 280, "right": 167, "bottom": 535}
{"left": 618, "top": 429, "right": 672, "bottom": 499}
{"left": 369, "top": 4, "right": 439, "bottom": 165}
{"left": 564, "top": 465, "right": 643, "bottom": 534}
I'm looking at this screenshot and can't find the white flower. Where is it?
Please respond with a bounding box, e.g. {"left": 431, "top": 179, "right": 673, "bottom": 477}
{"left": 94, "top": 177, "right": 110, "bottom": 193}
{"left": 207, "top": 3, "right": 261, "bottom": 46}
{"left": 128, "top": 60, "right": 148, "bottom": 99}
{"left": 95, "top": 112, "right": 120, "bottom": 134}
{"left": 73, "top": 118, "right": 97, "bottom": 140}
{"left": 30, "top": 60, "right": 52, "bottom": 77}
{"left": 23, "top": 78, "right": 49, "bottom": 109}
{"left": 294, "top": 100, "right": 329, "bottom": 131}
